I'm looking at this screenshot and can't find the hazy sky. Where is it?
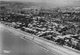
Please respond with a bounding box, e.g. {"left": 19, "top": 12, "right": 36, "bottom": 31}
{"left": 1, "top": 0, "right": 80, "bottom": 7}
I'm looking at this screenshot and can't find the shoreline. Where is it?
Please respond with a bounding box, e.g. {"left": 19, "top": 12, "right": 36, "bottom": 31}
{"left": 0, "top": 22, "right": 80, "bottom": 55}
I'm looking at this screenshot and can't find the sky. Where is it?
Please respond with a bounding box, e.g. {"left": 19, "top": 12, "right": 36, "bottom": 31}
{"left": 1, "top": 0, "right": 80, "bottom": 7}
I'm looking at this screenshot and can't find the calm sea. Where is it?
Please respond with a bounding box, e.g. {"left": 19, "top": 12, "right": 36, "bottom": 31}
{"left": 0, "top": 30, "right": 54, "bottom": 55}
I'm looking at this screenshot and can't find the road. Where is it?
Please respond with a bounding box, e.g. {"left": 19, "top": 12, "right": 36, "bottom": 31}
{"left": 0, "top": 24, "right": 55, "bottom": 55}
{"left": 0, "top": 23, "right": 80, "bottom": 55}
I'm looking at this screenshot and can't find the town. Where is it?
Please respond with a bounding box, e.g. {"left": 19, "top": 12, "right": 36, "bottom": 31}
{"left": 0, "top": 1, "right": 80, "bottom": 53}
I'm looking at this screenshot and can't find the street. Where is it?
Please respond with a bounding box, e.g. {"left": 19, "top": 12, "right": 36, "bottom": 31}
{"left": 0, "top": 23, "right": 80, "bottom": 55}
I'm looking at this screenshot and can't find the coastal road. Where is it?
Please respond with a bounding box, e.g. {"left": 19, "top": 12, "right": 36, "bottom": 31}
{"left": 0, "top": 23, "right": 55, "bottom": 55}
{"left": 0, "top": 23, "right": 80, "bottom": 55}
